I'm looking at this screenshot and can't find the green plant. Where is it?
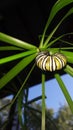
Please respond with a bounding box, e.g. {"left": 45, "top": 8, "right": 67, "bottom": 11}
{"left": 0, "top": 0, "right": 73, "bottom": 129}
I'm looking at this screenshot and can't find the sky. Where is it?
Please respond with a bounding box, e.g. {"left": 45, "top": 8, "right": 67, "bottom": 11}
{"left": 28, "top": 74, "right": 73, "bottom": 112}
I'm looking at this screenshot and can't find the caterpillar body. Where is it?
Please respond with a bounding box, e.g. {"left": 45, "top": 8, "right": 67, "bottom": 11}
{"left": 35, "top": 51, "right": 67, "bottom": 72}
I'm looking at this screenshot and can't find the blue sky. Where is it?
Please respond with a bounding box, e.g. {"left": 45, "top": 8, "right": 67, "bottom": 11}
{"left": 28, "top": 74, "right": 73, "bottom": 112}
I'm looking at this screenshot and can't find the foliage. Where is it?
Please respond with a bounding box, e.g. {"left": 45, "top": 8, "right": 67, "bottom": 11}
{"left": 56, "top": 105, "right": 73, "bottom": 130}
{"left": 0, "top": 98, "right": 73, "bottom": 130}
{"left": 0, "top": 98, "right": 58, "bottom": 130}
{"left": 0, "top": 0, "right": 73, "bottom": 129}
{"left": 0, "top": 98, "right": 11, "bottom": 129}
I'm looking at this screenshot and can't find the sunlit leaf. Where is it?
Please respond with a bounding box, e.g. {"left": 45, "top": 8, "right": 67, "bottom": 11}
{"left": 0, "top": 33, "right": 37, "bottom": 50}
{"left": 0, "top": 46, "right": 23, "bottom": 51}
{"left": 61, "top": 50, "right": 73, "bottom": 63}
{"left": 0, "top": 50, "right": 37, "bottom": 64}
{"left": 64, "top": 65, "right": 73, "bottom": 77}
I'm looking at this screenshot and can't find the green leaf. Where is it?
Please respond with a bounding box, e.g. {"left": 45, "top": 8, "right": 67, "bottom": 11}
{"left": 0, "top": 32, "right": 37, "bottom": 50}
{"left": 56, "top": 38, "right": 73, "bottom": 46}
{"left": 61, "top": 47, "right": 73, "bottom": 50}
{"left": 45, "top": 0, "right": 73, "bottom": 30}
{"left": 0, "top": 53, "right": 36, "bottom": 89}
{"left": 10, "top": 64, "right": 35, "bottom": 106}
{"left": 64, "top": 65, "right": 73, "bottom": 77}
{"left": 40, "top": 0, "right": 73, "bottom": 47}
{"left": 55, "top": 73, "right": 73, "bottom": 113}
{"left": 43, "top": 8, "right": 73, "bottom": 47}
{"left": 46, "top": 32, "right": 73, "bottom": 48}
{"left": 0, "top": 50, "right": 37, "bottom": 64}
{"left": 60, "top": 50, "right": 73, "bottom": 63}
{"left": 0, "top": 46, "right": 23, "bottom": 51}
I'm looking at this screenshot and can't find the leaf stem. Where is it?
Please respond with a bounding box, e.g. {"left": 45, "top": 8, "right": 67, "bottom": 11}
{"left": 10, "top": 64, "right": 35, "bottom": 107}
{"left": 41, "top": 73, "right": 46, "bottom": 130}
{"left": 55, "top": 73, "right": 73, "bottom": 113}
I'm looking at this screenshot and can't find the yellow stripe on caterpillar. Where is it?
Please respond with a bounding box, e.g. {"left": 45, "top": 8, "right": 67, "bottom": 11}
{"left": 35, "top": 51, "right": 67, "bottom": 72}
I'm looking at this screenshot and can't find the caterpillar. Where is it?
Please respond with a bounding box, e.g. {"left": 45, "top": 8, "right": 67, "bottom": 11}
{"left": 35, "top": 51, "right": 67, "bottom": 71}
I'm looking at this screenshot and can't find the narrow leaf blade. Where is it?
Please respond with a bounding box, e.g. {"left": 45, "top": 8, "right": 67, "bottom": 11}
{"left": 0, "top": 50, "right": 37, "bottom": 64}
{"left": 0, "top": 33, "right": 37, "bottom": 50}
{"left": 40, "top": 0, "right": 73, "bottom": 47}
{"left": 0, "top": 53, "right": 36, "bottom": 89}
{"left": 61, "top": 50, "right": 73, "bottom": 63}
{"left": 0, "top": 46, "right": 23, "bottom": 51}
{"left": 55, "top": 73, "right": 73, "bottom": 113}
{"left": 64, "top": 65, "right": 73, "bottom": 77}
{"left": 43, "top": 8, "right": 73, "bottom": 47}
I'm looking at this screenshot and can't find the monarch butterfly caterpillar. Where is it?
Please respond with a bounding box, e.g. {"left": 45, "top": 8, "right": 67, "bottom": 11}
{"left": 35, "top": 51, "right": 67, "bottom": 72}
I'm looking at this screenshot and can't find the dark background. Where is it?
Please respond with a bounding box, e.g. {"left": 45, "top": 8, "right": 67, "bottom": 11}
{"left": 0, "top": 0, "right": 73, "bottom": 98}
{"left": 0, "top": 0, "right": 73, "bottom": 44}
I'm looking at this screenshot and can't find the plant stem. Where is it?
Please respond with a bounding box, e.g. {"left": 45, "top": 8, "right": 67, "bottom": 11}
{"left": 41, "top": 73, "right": 46, "bottom": 130}
{"left": 10, "top": 64, "right": 35, "bottom": 107}
{"left": 55, "top": 73, "right": 73, "bottom": 113}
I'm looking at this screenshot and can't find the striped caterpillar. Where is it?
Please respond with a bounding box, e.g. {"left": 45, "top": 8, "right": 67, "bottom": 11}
{"left": 35, "top": 51, "right": 67, "bottom": 72}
